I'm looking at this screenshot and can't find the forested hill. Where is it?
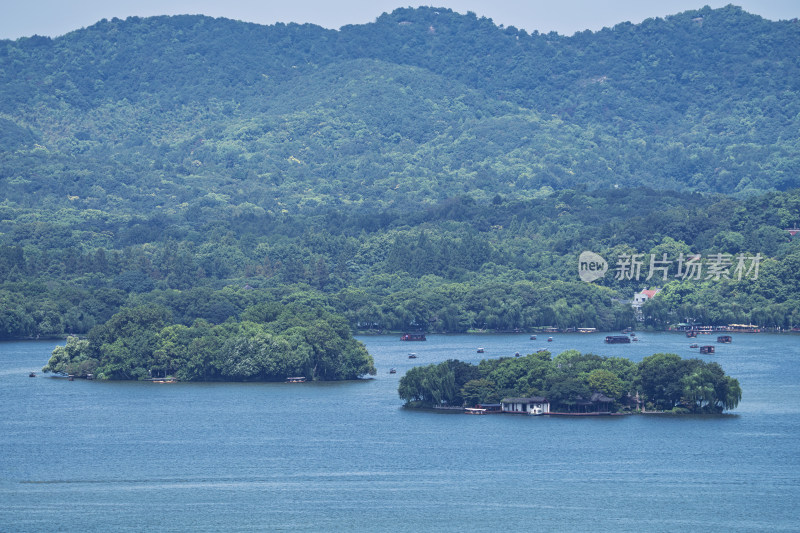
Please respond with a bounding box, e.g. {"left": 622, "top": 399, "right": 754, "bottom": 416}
{"left": 2, "top": 5, "right": 799, "bottom": 215}
{"left": 1, "top": 6, "right": 800, "bottom": 342}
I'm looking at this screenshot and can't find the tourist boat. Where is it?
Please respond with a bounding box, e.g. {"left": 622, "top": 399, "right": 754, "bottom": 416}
{"left": 464, "top": 407, "right": 487, "bottom": 415}
{"left": 717, "top": 335, "right": 732, "bottom": 343}
{"left": 477, "top": 347, "right": 485, "bottom": 353}
{"left": 605, "top": 335, "right": 631, "bottom": 344}
{"left": 285, "top": 376, "right": 307, "bottom": 383}
{"left": 700, "top": 345, "right": 715, "bottom": 354}
{"left": 686, "top": 331, "right": 697, "bottom": 338}
{"left": 401, "top": 333, "right": 426, "bottom": 341}
{"left": 690, "top": 343, "right": 699, "bottom": 348}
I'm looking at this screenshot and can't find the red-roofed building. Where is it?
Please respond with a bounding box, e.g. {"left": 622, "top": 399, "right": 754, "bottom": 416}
{"left": 632, "top": 288, "right": 661, "bottom": 321}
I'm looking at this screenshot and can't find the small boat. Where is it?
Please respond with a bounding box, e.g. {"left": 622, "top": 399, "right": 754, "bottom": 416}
{"left": 477, "top": 347, "right": 485, "bottom": 353}
{"left": 530, "top": 335, "right": 537, "bottom": 340}
{"left": 547, "top": 337, "right": 553, "bottom": 342}
{"left": 389, "top": 368, "right": 397, "bottom": 374}
{"left": 285, "top": 376, "right": 307, "bottom": 383}
{"left": 514, "top": 352, "right": 520, "bottom": 357}
{"left": 408, "top": 353, "right": 417, "bottom": 359}
{"left": 28, "top": 372, "right": 36, "bottom": 377}
{"left": 717, "top": 335, "right": 732, "bottom": 343}
{"left": 632, "top": 337, "right": 639, "bottom": 341}
{"left": 690, "top": 343, "right": 699, "bottom": 348}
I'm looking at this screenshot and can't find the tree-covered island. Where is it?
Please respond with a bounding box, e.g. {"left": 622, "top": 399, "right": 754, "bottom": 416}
{"left": 398, "top": 350, "right": 741, "bottom": 414}
{"left": 42, "top": 287, "right": 376, "bottom": 381}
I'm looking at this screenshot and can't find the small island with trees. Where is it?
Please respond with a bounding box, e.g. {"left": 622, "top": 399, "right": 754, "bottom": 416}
{"left": 398, "top": 350, "right": 741, "bottom": 414}
{"left": 42, "top": 287, "right": 376, "bottom": 382}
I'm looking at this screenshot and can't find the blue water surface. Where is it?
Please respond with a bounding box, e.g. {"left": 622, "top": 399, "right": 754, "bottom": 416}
{"left": 1, "top": 332, "right": 799, "bottom": 532}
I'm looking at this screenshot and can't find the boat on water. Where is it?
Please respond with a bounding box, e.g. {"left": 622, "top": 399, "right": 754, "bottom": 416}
{"left": 28, "top": 372, "right": 36, "bottom": 377}
{"left": 530, "top": 335, "right": 537, "bottom": 340}
{"left": 717, "top": 335, "right": 732, "bottom": 343}
{"left": 690, "top": 343, "right": 699, "bottom": 348}
{"left": 408, "top": 353, "right": 417, "bottom": 359}
{"left": 547, "top": 337, "right": 553, "bottom": 342}
{"left": 605, "top": 335, "right": 631, "bottom": 344}
{"left": 700, "top": 345, "right": 715, "bottom": 354}
{"left": 285, "top": 376, "right": 307, "bottom": 383}
{"left": 401, "top": 333, "right": 426, "bottom": 341}
{"left": 477, "top": 347, "right": 485, "bottom": 353}
{"left": 389, "top": 368, "right": 397, "bottom": 374}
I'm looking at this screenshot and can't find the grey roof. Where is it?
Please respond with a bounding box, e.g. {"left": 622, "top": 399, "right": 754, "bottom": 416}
{"left": 590, "top": 392, "right": 614, "bottom": 403}
{"left": 501, "top": 397, "right": 548, "bottom": 404}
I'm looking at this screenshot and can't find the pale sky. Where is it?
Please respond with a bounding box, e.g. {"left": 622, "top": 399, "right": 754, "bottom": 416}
{"left": 1, "top": 1, "right": 799, "bottom": 40}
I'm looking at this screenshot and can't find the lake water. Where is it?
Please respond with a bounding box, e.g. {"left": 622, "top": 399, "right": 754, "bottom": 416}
{"left": 2, "top": 332, "right": 799, "bottom": 532}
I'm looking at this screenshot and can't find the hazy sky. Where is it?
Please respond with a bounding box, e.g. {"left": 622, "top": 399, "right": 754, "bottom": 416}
{"left": 2, "top": 1, "right": 799, "bottom": 40}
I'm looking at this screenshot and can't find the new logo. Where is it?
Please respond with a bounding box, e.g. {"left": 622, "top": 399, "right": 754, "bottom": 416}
{"left": 578, "top": 251, "right": 608, "bottom": 282}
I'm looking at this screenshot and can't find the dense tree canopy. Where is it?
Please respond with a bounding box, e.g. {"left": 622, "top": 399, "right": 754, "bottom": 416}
{"left": 398, "top": 350, "right": 741, "bottom": 414}
{"left": 42, "top": 287, "right": 376, "bottom": 381}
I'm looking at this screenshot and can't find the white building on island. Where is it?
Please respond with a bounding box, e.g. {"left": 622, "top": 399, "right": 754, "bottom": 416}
{"left": 501, "top": 397, "right": 550, "bottom": 415}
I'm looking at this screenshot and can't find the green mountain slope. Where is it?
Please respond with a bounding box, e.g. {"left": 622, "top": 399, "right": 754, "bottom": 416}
{"left": 1, "top": 5, "right": 799, "bottom": 212}
{"left": 1, "top": 6, "right": 799, "bottom": 340}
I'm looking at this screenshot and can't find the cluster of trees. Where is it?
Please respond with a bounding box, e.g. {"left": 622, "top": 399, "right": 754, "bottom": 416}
{"left": 1, "top": 187, "right": 798, "bottom": 340}
{"left": 42, "top": 287, "right": 376, "bottom": 381}
{"left": 398, "top": 350, "right": 741, "bottom": 414}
